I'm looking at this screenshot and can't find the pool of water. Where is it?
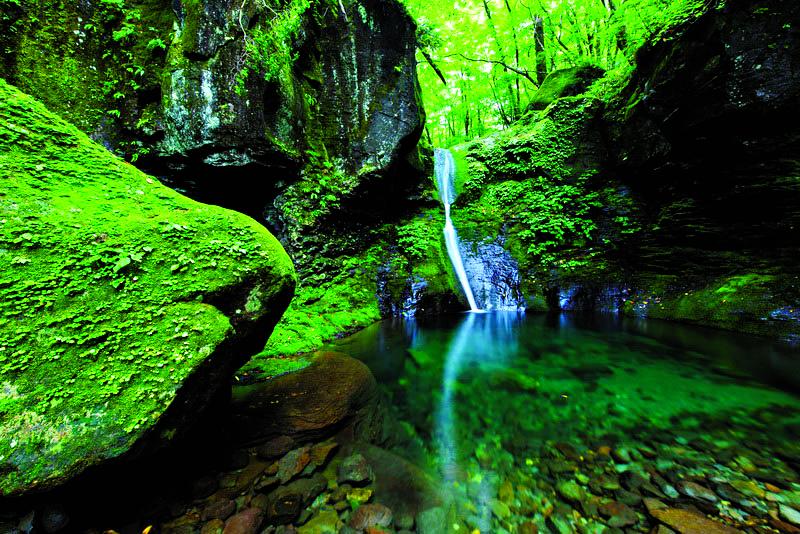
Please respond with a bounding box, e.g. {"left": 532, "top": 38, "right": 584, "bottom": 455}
{"left": 329, "top": 312, "right": 800, "bottom": 533}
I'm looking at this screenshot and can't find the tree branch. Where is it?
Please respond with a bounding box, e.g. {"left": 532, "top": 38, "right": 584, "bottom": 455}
{"left": 419, "top": 48, "right": 447, "bottom": 85}
{"left": 445, "top": 53, "right": 538, "bottom": 86}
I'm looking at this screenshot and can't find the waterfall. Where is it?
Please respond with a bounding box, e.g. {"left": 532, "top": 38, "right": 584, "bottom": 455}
{"left": 435, "top": 149, "right": 481, "bottom": 312}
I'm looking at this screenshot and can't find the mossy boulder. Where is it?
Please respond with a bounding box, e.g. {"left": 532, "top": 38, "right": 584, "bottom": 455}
{"left": 0, "top": 79, "right": 296, "bottom": 496}
{"left": 526, "top": 66, "right": 605, "bottom": 112}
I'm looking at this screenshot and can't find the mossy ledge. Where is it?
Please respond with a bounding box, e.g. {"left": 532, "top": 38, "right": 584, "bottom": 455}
{"left": 0, "top": 78, "right": 296, "bottom": 496}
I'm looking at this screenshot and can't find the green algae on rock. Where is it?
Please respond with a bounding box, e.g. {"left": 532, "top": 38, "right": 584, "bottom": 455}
{"left": 0, "top": 79, "right": 296, "bottom": 496}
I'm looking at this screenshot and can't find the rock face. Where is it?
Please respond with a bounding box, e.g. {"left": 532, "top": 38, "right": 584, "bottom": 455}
{"left": 1, "top": 0, "right": 438, "bottom": 362}
{"left": 602, "top": 0, "right": 800, "bottom": 337}
{"left": 0, "top": 79, "right": 296, "bottom": 496}
{"left": 449, "top": 0, "right": 800, "bottom": 340}
{"left": 0, "top": 0, "right": 426, "bottom": 208}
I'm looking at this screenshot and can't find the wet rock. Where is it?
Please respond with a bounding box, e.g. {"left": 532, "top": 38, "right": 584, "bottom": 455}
{"left": 232, "top": 354, "right": 382, "bottom": 444}
{"left": 338, "top": 453, "right": 374, "bottom": 485}
{"left": 590, "top": 474, "right": 621, "bottom": 493}
{"left": 257, "top": 436, "right": 295, "bottom": 460}
{"left": 621, "top": 471, "right": 648, "bottom": 491}
{"left": 308, "top": 442, "right": 338, "bottom": 472}
{"left": 677, "top": 481, "right": 718, "bottom": 503}
{"left": 769, "top": 517, "right": 800, "bottom": 533}
{"left": 347, "top": 487, "right": 374, "bottom": 507}
{"left": 649, "top": 507, "right": 743, "bottom": 533}
{"left": 264, "top": 474, "right": 327, "bottom": 524}
{"left": 730, "top": 479, "right": 765, "bottom": 499}
{"left": 223, "top": 508, "right": 264, "bottom": 534}
{"left": 780, "top": 504, "right": 800, "bottom": 526}
{"left": 643, "top": 498, "right": 668, "bottom": 514}
{"left": 556, "top": 480, "right": 585, "bottom": 504}
{"left": 615, "top": 488, "right": 643, "bottom": 506}
{"left": 599, "top": 501, "right": 638, "bottom": 528}
{"left": 202, "top": 499, "right": 237, "bottom": 521}
{"left": 233, "top": 461, "right": 269, "bottom": 494}
{"left": 297, "top": 510, "right": 342, "bottom": 534}
{"left": 349, "top": 504, "right": 393, "bottom": 530}
{"left": 276, "top": 446, "right": 312, "bottom": 483}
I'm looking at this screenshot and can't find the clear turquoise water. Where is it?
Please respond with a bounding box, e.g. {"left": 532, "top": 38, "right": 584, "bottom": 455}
{"left": 330, "top": 312, "right": 800, "bottom": 533}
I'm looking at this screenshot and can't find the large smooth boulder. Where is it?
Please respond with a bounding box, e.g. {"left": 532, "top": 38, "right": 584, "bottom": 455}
{"left": 0, "top": 79, "right": 296, "bottom": 496}
{"left": 231, "top": 352, "right": 383, "bottom": 444}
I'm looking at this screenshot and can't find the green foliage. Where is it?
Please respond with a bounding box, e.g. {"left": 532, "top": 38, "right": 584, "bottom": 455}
{"left": 0, "top": 80, "right": 295, "bottom": 494}
{"left": 402, "top": 0, "right": 715, "bottom": 147}
{"left": 1, "top": 0, "right": 173, "bottom": 147}
{"left": 451, "top": 97, "right": 641, "bottom": 277}
{"left": 236, "top": 0, "right": 312, "bottom": 92}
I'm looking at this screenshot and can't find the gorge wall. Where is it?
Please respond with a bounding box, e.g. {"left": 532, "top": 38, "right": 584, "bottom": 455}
{"left": 1, "top": 0, "right": 459, "bottom": 373}
{"left": 452, "top": 0, "right": 800, "bottom": 343}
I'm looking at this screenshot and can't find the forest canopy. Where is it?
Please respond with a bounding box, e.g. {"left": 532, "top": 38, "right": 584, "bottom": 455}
{"left": 402, "top": 0, "right": 712, "bottom": 147}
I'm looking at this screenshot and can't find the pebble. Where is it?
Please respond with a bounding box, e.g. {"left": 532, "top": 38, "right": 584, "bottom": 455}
{"left": 780, "top": 504, "right": 800, "bottom": 527}
{"left": 202, "top": 499, "right": 236, "bottom": 521}
{"left": 337, "top": 453, "right": 374, "bottom": 485}
{"left": 349, "top": 504, "right": 393, "bottom": 530}
{"left": 223, "top": 508, "right": 264, "bottom": 534}
{"left": 598, "top": 500, "right": 638, "bottom": 527}
{"left": 276, "top": 446, "right": 312, "bottom": 484}
{"left": 649, "top": 507, "right": 742, "bottom": 534}
{"left": 677, "top": 480, "right": 718, "bottom": 503}
{"left": 556, "top": 480, "right": 584, "bottom": 503}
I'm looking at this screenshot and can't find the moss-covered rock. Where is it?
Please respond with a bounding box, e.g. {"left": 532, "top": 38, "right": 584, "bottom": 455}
{"left": 525, "top": 66, "right": 605, "bottom": 112}
{"left": 0, "top": 79, "right": 296, "bottom": 496}
{"left": 447, "top": 0, "right": 800, "bottom": 341}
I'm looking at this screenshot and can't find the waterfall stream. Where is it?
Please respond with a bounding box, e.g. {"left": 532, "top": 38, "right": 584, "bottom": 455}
{"left": 435, "top": 149, "right": 481, "bottom": 312}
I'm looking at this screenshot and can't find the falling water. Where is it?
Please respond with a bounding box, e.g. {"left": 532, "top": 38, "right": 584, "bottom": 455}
{"left": 435, "top": 149, "right": 480, "bottom": 312}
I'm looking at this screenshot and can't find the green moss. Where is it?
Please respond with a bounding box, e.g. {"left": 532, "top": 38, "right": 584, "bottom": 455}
{"left": 3, "top": 0, "right": 173, "bottom": 153}
{"left": 626, "top": 273, "right": 798, "bottom": 337}
{"left": 241, "top": 207, "right": 457, "bottom": 375}
{"left": 0, "top": 79, "right": 295, "bottom": 495}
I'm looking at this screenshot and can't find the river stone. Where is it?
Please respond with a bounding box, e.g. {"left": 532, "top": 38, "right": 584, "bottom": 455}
{"left": 649, "top": 507, "right": 743, "bottom": 533}
{"left": 231, "top": 353, "right": 381, "bottom": 444}
{"left": 264, "top": 474, "right": 327, "bottom": 525}
{"left": 276, "top": 446, "right": 312, "bottom": 484}
{"left": 349, "top": 503, "right": 393, "bottom": 530}
{"left": 780, "top": 504, "right": 800, "bottom": 526}
{"left": 0, "top": 80, "right": 295, "bottom": 497}
{"left": 297, "top": 510, "right": 342, "bottom": 534}
{"left": 202, "top": 499, "right": 237, "bottom": 522}
{"left": 677, "top": 481, "right": 718, "bottom": 503}
{"left": 338, "top": 453, "right": 374, "bottom": 485}
{"left": 599, "top": 500, "right": 638, "bottom": 527}
{"left": 223, "top": 508, "right": 264, "bottom": 534}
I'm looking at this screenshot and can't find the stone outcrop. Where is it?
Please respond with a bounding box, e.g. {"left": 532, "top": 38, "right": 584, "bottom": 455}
{"left": 0, "top": 79, "right": 296, "bottom": 496}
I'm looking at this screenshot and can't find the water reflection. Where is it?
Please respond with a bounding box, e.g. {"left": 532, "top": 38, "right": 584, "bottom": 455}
{"left": 330, "top": 312, "right": 800, "bottom": 532}
{"left": 434, "top": 312, "right": 524, "bottom": 530}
